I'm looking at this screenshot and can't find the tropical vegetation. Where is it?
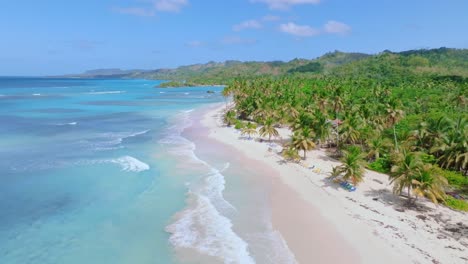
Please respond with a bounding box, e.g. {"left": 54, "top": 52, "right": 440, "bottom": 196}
{"left": 219, "top": 48, "right": 467, "bottom": 211}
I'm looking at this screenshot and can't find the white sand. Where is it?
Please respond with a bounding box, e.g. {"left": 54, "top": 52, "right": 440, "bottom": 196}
{"left": 202, "top": 104, "right": 468, "bottom": 264}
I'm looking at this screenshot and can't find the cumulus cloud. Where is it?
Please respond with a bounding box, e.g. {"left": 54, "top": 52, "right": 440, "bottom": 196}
{"left": 279, "top": 20, "right": 352, "bottom": 37}
{"left": 324, "top": 20, "right": 351, "bottom": 35}
{"left": 252, "top": 0, "right": 320, "bottom": 10}
{"left": 233, "top": 20, "right": 263, "bottom": 31}
{"left": 113, "top": 7, "right": 155, "bottom": 17}
{"left": 279, "top": 22, "right": 319, "bottom": 37}
{"left": 154, "top": 0, "right": 188, "bottom": 12}
{"left": 114, "top": 0, "right": 188, "bottom": 17}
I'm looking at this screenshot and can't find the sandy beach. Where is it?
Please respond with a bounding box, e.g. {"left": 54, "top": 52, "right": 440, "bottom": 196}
{"left": 201, "top": 104, "right": 468, "bottom": 264}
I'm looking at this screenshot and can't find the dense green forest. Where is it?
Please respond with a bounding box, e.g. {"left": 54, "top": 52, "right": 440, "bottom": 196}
{"left": 219, "top": 48, "right": 467, "bottom": 211}
{"left": 126, "top": 48, "right": 468, "bottom": 85}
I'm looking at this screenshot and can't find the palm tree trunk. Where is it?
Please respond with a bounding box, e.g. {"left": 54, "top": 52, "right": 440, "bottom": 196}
{"left": 303, "top": 150, "right": 307, "bottom": 160}
{"left": 393, "top": 125, "right": 399, "bottom": 152}
{"left": 407, "top": 185, "right": 412, "bottom": 202}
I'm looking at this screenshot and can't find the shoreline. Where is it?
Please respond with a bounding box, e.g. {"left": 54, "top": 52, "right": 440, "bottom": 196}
{"left": 200, "top": 103, "right": 467, "bottom": 264}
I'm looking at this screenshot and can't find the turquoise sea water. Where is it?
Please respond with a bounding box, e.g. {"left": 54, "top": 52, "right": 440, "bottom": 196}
{"left": 0, "top": 78, "right": 226, "bottom": 263}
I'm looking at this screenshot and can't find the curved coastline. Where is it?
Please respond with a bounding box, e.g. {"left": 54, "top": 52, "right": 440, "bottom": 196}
{"left": 196, "top": 103, "right": 467, "bottom": 264}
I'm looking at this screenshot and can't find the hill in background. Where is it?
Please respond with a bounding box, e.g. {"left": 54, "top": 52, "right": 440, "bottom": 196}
{"left": 62, "top": 48, "right": 468, "bottom": 85}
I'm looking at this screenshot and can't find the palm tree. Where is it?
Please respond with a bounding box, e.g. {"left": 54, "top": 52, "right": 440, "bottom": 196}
{"left": 311, "top": 109, "right": 331, "bottom": 147}
{"left": 366, "top": 137, "right": 392, "bottom": 161}
{"left": 411, "top": 164, "right": 447, "bottom": 203}
{"left": 223, "top": 110, "right": 236, "bottom": 127}
{"left": 339, "top": 112, "right": 362, "bottom": 145}
{"left": 389, "top": 150, "right": 423, "bottom": 201}
{"left": 339, "top": 146, "right": 367, "bottom": 185}
{"left": 329, "top": 165, "right": 343, "bottom": 180}
{"left": 259, "top": 118, "right": 279, "bottom": 142}
{"left": 292, "top": 127, "right": 316, "bottom": 159}
{"left": 431, "top": 117, "right": 467, "bottom": 173}
{"left": 282, "top": 147, "right": 301, "bottom": 162}
{"left": 241, "top": 122, "right": 257, "bottom": 140}
{"left": 386, "top": 99, "right": 405, "bottom": 151}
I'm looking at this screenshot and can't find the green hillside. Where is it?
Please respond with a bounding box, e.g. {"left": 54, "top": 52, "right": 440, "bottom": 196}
{"left": 67, "top": 48, "right": 468, "bottom": 85}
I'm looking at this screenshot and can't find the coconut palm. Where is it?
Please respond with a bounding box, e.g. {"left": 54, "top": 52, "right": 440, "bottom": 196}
{"left": 292, "top": 127, "right": 316, "bottom": 159}
{"left": 431, "top": 117, "right": 467, "bottom": 173}
{"left": 311, "top": 109, "right": 331, "bottom": 147}
{"left": 338, "top": 146, "right": 367, "bottom": 185}
{"left": 386, "top": 99, "right": 405, "bottom": 150}
{"left": 329, "top": 165, "right": 343, "bottom": 179}
{"left": 389, "top": 150, "right": 423, "bottom": 201}
{"left": 412, "top": 164, "right": 447, "bottom": 203}
{"left": 367, "top": 137, "right": 392, "bottom": 161}
{"left": 282, "top": 147, "right": 301, "bottom": 162}
{"left": 223, "top": 110, "right": 236, "bottom": 127}
{"left": 259, "top": 118, "right": 279, "bottom": 142}
{"left": 339, "top": 112, "right": 362, "bottom": 145}
{"left": 241, "top": 122, "right": 257, "bottom": 139}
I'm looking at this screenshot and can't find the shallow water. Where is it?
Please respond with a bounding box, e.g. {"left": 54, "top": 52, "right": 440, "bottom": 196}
{"left": 164, "top": 107, "right": 297, "bottom": 264}
{"left": 0, "top": 78, "right": 224, "bottom": 264}
{"left": 0, "top": 78, "right": 296, "bottom": 264}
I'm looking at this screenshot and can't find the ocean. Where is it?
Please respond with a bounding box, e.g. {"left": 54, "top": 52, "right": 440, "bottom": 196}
{"left": 0, "top": 78, "right": 294, "bottom": 264}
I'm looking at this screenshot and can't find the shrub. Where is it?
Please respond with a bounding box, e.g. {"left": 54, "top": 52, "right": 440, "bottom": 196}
{"left": 420, "top": 153, "right": 436, "bottom": 164}
{"left": 444, "top": 196, "right": 468, "bottom": 212}
{"left": 234, "top": 120, "right": 245, "bottom": 130}
{"left": 368, "top": 157, "right": 391, "bottom": 173}
{"left": 433, "top": 167, "right": 468, "bottom": 191}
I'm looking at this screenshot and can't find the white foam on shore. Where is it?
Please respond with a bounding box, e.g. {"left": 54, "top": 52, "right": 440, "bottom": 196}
{"left": 161, "top": 110, "right": 254, "bottom": 263}
{"left": 166, "top": 168, "right": 254, "bottom": 263}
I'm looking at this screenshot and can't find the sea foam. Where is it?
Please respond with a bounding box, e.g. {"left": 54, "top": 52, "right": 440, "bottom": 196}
{"left": 162, "top": 111, "right": 254, "bottom": 263}
{"left": 109, "top": 156, "right": 150, "bottom": 172}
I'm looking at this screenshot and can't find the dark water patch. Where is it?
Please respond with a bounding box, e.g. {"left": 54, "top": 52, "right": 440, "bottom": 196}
{"left": 0, "top": 173, "right": 75, "bottom": 229}
{"left": 0, "top": 115, "right": 80, "bottom": 135}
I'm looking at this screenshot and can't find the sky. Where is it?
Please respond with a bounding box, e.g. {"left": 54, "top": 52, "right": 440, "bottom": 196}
{"left": 1, "top": 0, "right": 467, "bottom": 75}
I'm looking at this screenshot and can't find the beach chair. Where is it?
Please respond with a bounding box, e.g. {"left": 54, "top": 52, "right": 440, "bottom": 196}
{"left": 340, "top": 181, "right": 356, "bottom": 192}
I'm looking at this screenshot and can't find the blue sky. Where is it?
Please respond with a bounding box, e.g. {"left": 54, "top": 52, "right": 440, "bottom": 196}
{"left": 1, "top": 0, "right": 467, "bottom": 75}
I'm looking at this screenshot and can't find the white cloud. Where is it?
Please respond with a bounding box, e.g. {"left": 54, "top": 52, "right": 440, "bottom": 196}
{"left": 233, "top": 20, "right": 263, "bottom": 31}
{"left": 221, "top": 36, "right": 257, "bottom": 45}
{"left": 114, "top": 0, "right": 188, "bottom": 17}
{"left": 279, "top": 22, "right": 319, "bottom": 37}
{"left": 252, "top": 0, "right": 320, "bottom": 10}
{"left": 113, "top": 7, "right": 155, "bottom": 17}
{"left": 153, "top": 0, "right": 188, "bottom": 12}
{"left": 324, "top": 20, "right": 351, "bottom": 35}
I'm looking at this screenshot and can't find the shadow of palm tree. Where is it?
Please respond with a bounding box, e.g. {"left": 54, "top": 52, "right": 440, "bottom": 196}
{"left": 320, "top": 177, "right": 342, "bottom": 191}
{"left": 364, "top": 189, "right": 432, "bottom": 213}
